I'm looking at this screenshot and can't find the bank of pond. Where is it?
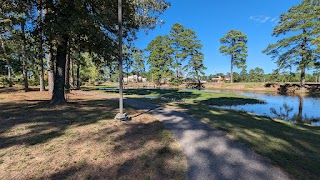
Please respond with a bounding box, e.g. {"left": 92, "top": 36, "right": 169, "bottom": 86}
{"left": 94, "top": 86, "right": 320, "bottom": 126}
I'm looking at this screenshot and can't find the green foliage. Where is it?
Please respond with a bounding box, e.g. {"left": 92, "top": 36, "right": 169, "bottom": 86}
{"left": 169, "top": 77, "right": 184, "bottom": 86}
{"left": 248, "top": 67, "right": 265, "bottom": 82}
{"left": 220, "top": 30, "right": 248, "bottom": 83}
{"left": 263, "top": 0, "right": 320, "bottom": 85}
{"left": 147, "top": 35, "right": 174, "bottom": 85}
{"left": 170, "top": 23, "right": 188, "bottom": 79}
{"left": 146, "top": 24, "right": 206, "bottom": 87}
{"left": 132, "top": 48, "right": 146, "bottom": 76}
{"left": 0, "top": 0, "right": 171, "bottom": 100}
{"left": 80, "top": 53, "right": 99, "bottom": 84}
{"left": 182, "top": 29, "right": 206, "bottom": 85}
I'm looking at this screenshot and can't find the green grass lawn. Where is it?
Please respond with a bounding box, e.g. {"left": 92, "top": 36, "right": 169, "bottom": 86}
{"left": 100, "top": 88, "right": 320, "bottom": 180}
{"left": 101, "top": 88, "right": 264, "bottom": 106}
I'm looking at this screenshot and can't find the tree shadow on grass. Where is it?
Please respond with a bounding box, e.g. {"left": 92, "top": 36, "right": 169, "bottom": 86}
{"left": 124, "top": 97, "right": 320, "bottom": 179}
{"left": 0, "top": 87, "right": 41, "bottom": 93}
{"left": 45, "top": 120, "right": 186, "bottom": 180}
{"left": 176, "top": 102, "right": 320, "bottom": 179}
{"left": 0, "top": 99, "right": 119, "bottom": 149}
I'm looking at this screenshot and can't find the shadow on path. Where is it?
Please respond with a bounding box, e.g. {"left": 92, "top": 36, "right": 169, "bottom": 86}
{"left": 124, "top": 99, "right": 291, "bottom": 180}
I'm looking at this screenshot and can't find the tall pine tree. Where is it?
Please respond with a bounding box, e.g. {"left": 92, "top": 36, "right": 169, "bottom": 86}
{"left": 220, "top": 30, "right": 248, "bottom": 83}
{"left": 147, "top": 35, "right": 173, "bottom": 85}
{"left": 263, "top": 0, "right": 320, "bottom": 87}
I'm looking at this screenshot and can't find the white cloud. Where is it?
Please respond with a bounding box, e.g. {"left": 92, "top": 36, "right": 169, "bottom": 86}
{"left": 249, "top": 15, "right": 278, "bottom": 24}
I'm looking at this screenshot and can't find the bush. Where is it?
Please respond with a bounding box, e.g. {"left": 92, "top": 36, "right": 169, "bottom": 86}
{"left": 169, "top": 77, "right": 183, "bottom": 87}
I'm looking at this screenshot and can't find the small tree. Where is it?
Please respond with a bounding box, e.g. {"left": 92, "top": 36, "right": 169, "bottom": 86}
{"left": 220, "top": 30, "right": 248, "bottom": 83}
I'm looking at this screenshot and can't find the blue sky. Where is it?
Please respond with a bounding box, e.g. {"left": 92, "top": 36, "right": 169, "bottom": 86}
{"left": 135, "top": 0, "right": 302, "bottom": 75}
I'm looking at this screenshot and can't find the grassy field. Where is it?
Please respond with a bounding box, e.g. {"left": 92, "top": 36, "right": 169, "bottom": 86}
{"left": 100, "top": 88, "right": 264, "bottom": 106}
{"left": 0, "top": 90, "right": 186, "bottom": 179}
{"left": 100, "top": 88, "right": 320, "bottom": 180}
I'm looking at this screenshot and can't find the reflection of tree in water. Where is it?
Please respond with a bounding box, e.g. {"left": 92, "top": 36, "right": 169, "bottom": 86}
{"left": 270, "top": 95, "right": 304, "bottom": 123}
{"left": 295, "top": 95, "right": 303, "bottom": 123}
{"left": 270, "top": 103, "right": 293, "bottom": 121}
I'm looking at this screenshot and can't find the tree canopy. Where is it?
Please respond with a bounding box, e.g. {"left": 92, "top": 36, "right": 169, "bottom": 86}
{"left": 263, "top": 0, "right": 320, "bottom": 86}
{"left": 220, "top": 30, "right": 248, "bottom": 83}
{"left": 0, "top": 0, "right": 170, "bottom": 104}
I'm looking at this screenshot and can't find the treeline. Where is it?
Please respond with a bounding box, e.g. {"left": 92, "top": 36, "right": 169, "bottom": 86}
{"left": 2, "top": 0, "right": 320, "bottom": 97}
{"left": 84, "top": 23, "right": 206, "bottom": 88}
{"left": 202, "top": 67, "right": 320, "bottom": 83}
{"left": 0, "top": 0, "right": 169, "bottom": 104}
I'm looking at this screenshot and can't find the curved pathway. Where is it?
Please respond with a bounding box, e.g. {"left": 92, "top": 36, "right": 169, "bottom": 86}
{"left": 124, "top": 99, "right": 291, "bottom": 180}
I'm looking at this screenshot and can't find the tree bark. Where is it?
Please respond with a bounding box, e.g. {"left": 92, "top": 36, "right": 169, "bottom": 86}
{"left": 47, "top": 45, "right": 54, "bottom": 94}
{"left": 70, "top": 56, "right": 74, "bottom": 88}
{"left": 44, "top": 0, "right": 54, "bottom": 94}
{"left": 0, "top": 35, "right": 12, "bottom": 87}
{"left": 51, "top": 36, "right": 68, "bottom": 104}
{"left": 300, "top": 64, "right": 306, "bottom": 87}
{"left": 300, "top": 28, "right": 307, "bottom": 88}
{"left": 38, "top": 7, "right": 45, "bottom": 92}
{"left": 230, "top": 58, "right": 234, "bottom": 83}
{"left": 230, "top": 39, "right": 235, "bottom": 84}
{"left": 76, "top": 58, "right": 81, "bottom": 90}
{"left": 39, "top": 46, "right": 45, "bottom": 91}
{"left": 65, "top": 42, "right": 71, "bottom": 92}
{"left": 21, "top": 14, "right": 29, "bottom": 91}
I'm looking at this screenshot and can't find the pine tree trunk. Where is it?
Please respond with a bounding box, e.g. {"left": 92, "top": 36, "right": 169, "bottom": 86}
{"left": 21, "top": 19, "right": 29, "bottom": 91}
{"left": 230, "top": 39, "right": 235, "bottom": 84}
{"left": 47, "top": 45, "right": 54, "bottom": 94}
{"left": 76, "top": 60, "right": 81, "bottom": 90}
{"left": 7, "top": 65, "right": 12, "bottom": 87}
{"left": 0, "top": 35, "right": 12, "bottom": 87}
{"left": 43, "top": 0, "right": 54, "bottom": 94}
{"left": 230, "top": 57, "right": 234, "bottom": 83}
{"left": 39, "top": 47, "right": 45, "bottom": 91}
{"left": 51, "top": 36, "right": 67, "bottom": 104}
{"left": 65, "top": 42, "right": 71, "bottom": 92}
{"left": 300, "top": 65, "right": 306, "bottom": 87}
{"left": 70, "top": 57, "right": 74, "bottom": 88}
{"left": 38, "top": 8, "right": 45, "bottom": 92}
{"left": 300, "top": 28, "right": 307, "bottom": 88}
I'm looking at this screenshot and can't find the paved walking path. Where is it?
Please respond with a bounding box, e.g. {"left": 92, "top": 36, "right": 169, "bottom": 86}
{"left": 124, "top": 99, "right": 291, "bottom": 180}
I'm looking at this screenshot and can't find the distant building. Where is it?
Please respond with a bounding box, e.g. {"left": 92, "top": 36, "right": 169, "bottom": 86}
{"left": 124, "top": 75, "right": 146, "bottom": 83}
{"left": 212, "top": 76, "right": 224, "bottom": 83}
{"left": 212, "top": 76, "right": 231, "bottom": 83}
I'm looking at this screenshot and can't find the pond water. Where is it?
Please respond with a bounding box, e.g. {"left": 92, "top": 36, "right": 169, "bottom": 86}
{"left": 202, "top": 89, "right": 320, "bottom": 126}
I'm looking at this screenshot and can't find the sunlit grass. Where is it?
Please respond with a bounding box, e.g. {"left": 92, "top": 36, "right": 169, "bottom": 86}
{"left": 177, "top": 103, "right": 320, "bottom": 180}
{"left": 116, "top": 88, "right": 320, "bottom": 179}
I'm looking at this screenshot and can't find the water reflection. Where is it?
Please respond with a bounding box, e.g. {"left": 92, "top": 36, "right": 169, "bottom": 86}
{"left": 269, "top": 95, "right": 304, "bottom": 123}
{"left": 270, "top": 103, "right": 294, "bottom": 122}
{"left": 204, "top": 89, "right": 320, "bottom": 126}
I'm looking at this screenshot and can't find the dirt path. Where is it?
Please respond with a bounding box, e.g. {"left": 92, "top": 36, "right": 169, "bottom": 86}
{"left": 124, "top": 99, "right": 291, "bottom": 180}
